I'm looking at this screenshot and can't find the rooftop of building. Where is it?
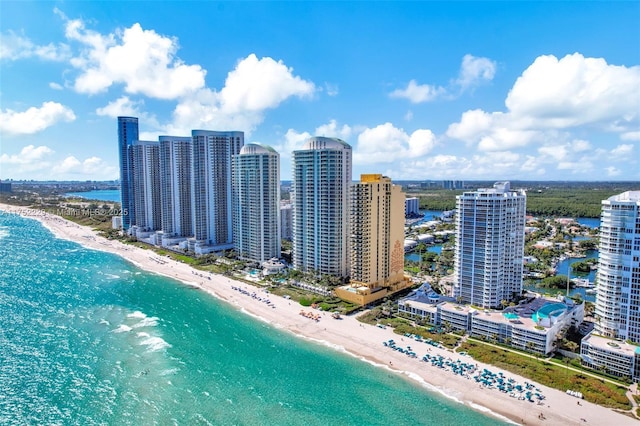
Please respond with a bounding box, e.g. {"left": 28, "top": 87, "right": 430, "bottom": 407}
{"left": 133, "top": 139, "right": 159, "bottom": 146}
{"left": 400, "top": 287, "right": 578, "bottom": 334}
{"left": 459, "top": 181, "right": 527, "bottom": 198}
{"left": 191, "top": 129, "right": 244, "bottom": 136}
{"left": 159, "top": 135, "right": 192, "bottom": 142}
{"left": 582, "top": 333, "right": 639, "bottom": 358}
{"left": 299, "top": 136, "right": 352, "bottom": 151}
{"left": 239, "top": 143, "right": 278, "bottom": 155}
{"left": 607, "top": 191, "right": 640, "bottom": 203}
{"left": 399, "top": 283, "right": 455, "bottom": 308}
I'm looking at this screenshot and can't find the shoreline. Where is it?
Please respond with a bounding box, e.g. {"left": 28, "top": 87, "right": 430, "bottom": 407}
{"left": 1, "top": 203, "right": 636, "bottom": 426}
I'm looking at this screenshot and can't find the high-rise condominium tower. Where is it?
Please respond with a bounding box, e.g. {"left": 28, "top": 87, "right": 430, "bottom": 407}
{"left": 117, "top": 116, "right": 139, "bottom": 229}
{"left": 350, "top": 174, "right": 406, "bottom": 287}
{"left": 291, "top": 137, "right": 352, "bottom": 279}
{"left": 595, "top": 191, "right": 640, "bottom": 342}
{"left": 453, "top": 181, "right": 526, "bottom": 308}
{"left": 130, "top": 140, "right": 162, "bottom": 234}
{"left": 159, "top": 136, "right": 193, "bottom": 246}
{"left": 335, "top": 174, "right": 411, "bottom": 305}
{"left": 232, "top": 143, "right": 281, "bottom": 264}
{"left": 191, "top": 130, "right": 244, "bottom": 254}
{"left": 280, "top": 203, "right": 292, "bottom": 241}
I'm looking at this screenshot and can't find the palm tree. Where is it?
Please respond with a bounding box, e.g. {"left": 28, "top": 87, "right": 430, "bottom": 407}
{"left": 525, "top": 341, "right": 535, "bottom": 354}
{"left": 565, "top": 341, "right": 579, "bottom": 352}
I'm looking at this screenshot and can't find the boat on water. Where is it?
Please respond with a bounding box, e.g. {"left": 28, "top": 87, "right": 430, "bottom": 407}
{"left": 572, "top": 278, "right": 594, "bottom": 288}
{"left": 585, "top": 288, "right": 597, "bottom": 295}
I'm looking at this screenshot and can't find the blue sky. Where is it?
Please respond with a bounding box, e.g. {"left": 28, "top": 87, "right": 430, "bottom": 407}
{"left": 1, "top": 1, "right": 639, "bottom": 181}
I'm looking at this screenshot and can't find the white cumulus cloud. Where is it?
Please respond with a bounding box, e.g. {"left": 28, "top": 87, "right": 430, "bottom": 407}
{"left": 621, "top": 131, "right": 640, "bottom": 141}
{"left": 389, "top": 80, "right": 446, "bottom": 103}
{"left": 168, "top": 54, "right": 315, "bottom": 134}
{"left": 447, "top": 53, "right": 640, "bottom": 155}
{"left": 390, "top": 54, "right": 496, "bottom": 103}
{"left": 96, "top": 96, "right": 144, "bottom": 118}
{"left": 53, "top": 155, "right": 116, "bottom": 178}
{"left": 271, "top": 128, "right": 313, "bottom": 160}
{"left": 447, "top": 109, "right": 496, "bottom": 144}
{"left": 610, "top": 144, "right": 634, "bottom": 159}
{"left": 456, "top": 54, "right": 497, "bottom": 90}
{"left": 505, "top": 53, "right": 640, "bottom": 130}
{"left": 0, "top": 145, "right": 54, "bottom": 174}
{"left": 0, "top": 145, "right": 54, "bottom": 164}
{"left": 217, "top": 54, "right": 315, "bottom": 113}
{"left": 0, "top": 102, "right": 76, "bottom": 135}
{"left": 315, "top": 119, "right": 352, "bottom": 140}
{"left": 63, "top": 16, "right": 206, "bottom": 99}
{"left": 605, "top": 166, "right": 622, "bottom": 177}
{"left": 0, "top": 31, "right": 70, "bottom": 61}
{"left": 354, "top": 122, "right": 437, "bottom": 164}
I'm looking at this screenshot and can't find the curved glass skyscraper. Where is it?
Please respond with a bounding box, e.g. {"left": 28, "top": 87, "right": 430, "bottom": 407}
{"left": 117, "top": 116, "right": 139, "bottom": 230}
{"left": 291, "top": 137, "right": 352, "bottom": 280}
{"left": 232, "top": 143, "right": 281, "bottom": 264}
{"left": 595, "top": 191, "right": 640, "bottom": 341}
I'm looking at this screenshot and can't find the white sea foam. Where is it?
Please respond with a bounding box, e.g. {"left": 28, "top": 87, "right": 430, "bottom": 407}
{"left": 99, "top": 319, "right": 110, "bottom": 326}
{"left": 112, "top": 324, "right": 132, "bottom": 333}
{"left": 0, "top": 226, "right": 9, "bottom": 240}
{"left": 137, "top": 332, "right": 150, "bottom": 338}
{"left": 127, "top": 311, "right": 147, "bottom": 319}
{"left": 104, "top": 274, "right": 120, "bottom": 280}
{"left": 239, "top": 308, "right": 272, "bottom": 325}
{"left": 132, "top": 316, "right": 159, "bottom": 328}
{"left": 160, "top": 368, "right": 179, "bottom": 376}
{"left": 468, "top": 402, "right": 518, "bottom": 424}
{"left": 139, "top": 336, "right": 171, "bottom": 352}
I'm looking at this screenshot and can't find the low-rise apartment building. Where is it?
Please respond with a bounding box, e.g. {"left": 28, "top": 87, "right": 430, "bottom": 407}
{"left": 581, "top": 333, "right": 640, "bottom": 381}
{"left": 399, "top": 288, "right": 584, "bottom": 355}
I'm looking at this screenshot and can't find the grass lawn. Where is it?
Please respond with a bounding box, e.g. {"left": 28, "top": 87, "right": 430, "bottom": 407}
{"left": 360, "top": 315, "right": 460, "bottom": 348}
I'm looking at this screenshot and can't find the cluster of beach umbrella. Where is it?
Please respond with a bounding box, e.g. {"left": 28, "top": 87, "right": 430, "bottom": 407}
{"left": 382, "top": 339, "right": 417, "bottom": 358}
{"left": 474, "top": 370, "right": 545, "bottom": 403}
{"left": 381, "top": 336, "right": 547, "bottom": 404}
{"left": 421, "top": 353, "right": 476, "bottom": 377}
{"left": 231, "top": 286, "right": 276, "bottom": 309}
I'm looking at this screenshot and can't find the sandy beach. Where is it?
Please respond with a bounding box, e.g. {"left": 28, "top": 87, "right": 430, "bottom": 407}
{"left": 2, "top": 203, "right": 636, "bottom": 426}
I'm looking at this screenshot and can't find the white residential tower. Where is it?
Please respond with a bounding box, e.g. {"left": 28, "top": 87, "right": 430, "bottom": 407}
{"left": 232, "top": 143, "right": 281, "bottom": 264}
{"left": 453, "top": 181, "right": 526, "bottom": 308}
{"left": 291, "top": 137, "right": 352, "bottom": 280}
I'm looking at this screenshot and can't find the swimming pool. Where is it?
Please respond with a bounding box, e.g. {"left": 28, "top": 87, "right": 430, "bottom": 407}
{"left": 503, "top": 312, "right": 519, "bottom": 320}
{"left": 532, "top": 303, "right": 566, "bottom": 323}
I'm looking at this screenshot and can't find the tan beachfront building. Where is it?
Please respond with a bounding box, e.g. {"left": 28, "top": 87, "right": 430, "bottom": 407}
{"left": 335, "top": 174, "right": 411, "bottom": 305}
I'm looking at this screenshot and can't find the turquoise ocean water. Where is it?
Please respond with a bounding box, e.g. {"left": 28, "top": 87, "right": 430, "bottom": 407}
{"left": 0, "top": 213, "right": 506, "bottom": 425}
{"left": 65, "top": 189, "right": 121, "bottom": 203}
